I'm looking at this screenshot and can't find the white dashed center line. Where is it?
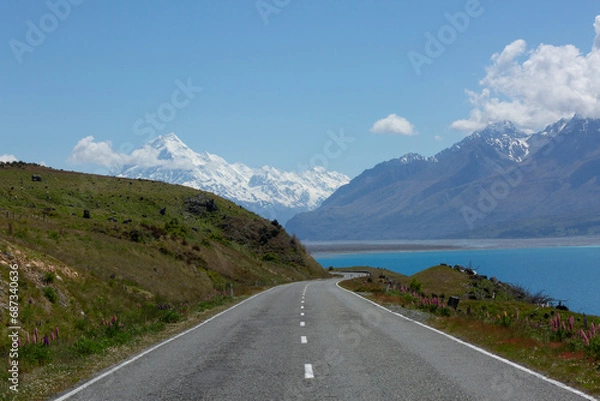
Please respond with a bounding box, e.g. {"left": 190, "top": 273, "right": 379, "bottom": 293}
{"left": 300, "top": 321, "right": 305, "bottom": 327}
{"left": 300, "top": 312, "right": 304, "bottom": 316}
{"left": 304, "top": 364, "right": 314, "bottom": 379}
{"left": 301, "top": 336, "right": 307, "bottom": 344}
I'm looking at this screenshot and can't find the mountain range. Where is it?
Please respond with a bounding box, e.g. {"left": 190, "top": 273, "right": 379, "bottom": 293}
{"left": 114, "top": 133, "right": 350, "bottom": 223}
{"left": 286, "top": 116, "right": 600, "bottom": 240}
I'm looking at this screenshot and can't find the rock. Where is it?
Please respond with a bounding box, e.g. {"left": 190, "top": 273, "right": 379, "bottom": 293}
{"left": 159, "top": 207, "right": 166, "bottom": 216}
{"left": 83, "top": 210, "right": 91, "bottom": 219}
{"left": 185, "top": 195, "right": 219, "bottom": 215}
{"left": 448, "top": 296, "right": 460, "bottom": 309}
{"left": 31, "top": 174, "right": 42, "bottom": 182}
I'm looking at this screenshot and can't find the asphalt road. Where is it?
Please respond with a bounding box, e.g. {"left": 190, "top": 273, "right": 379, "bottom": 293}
{"left": 53, "top": 275, "right": 596, "bottom": 401}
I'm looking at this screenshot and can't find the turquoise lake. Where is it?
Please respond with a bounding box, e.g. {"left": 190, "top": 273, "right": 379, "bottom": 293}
{"left": 314, "top": 246, "right": 600, "bottom": 316}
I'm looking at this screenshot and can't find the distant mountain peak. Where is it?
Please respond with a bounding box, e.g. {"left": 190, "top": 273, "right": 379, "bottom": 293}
{"left": 115, "top": 133, "right": 350, "bottom": 223}
{"left": 286, "top": 115, "right": 600, "bottom": 240}
{"left": 398, "top": 153, "right": 431, "bottom": 164}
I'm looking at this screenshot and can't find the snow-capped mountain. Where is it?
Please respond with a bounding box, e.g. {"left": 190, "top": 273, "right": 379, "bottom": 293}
{"left": 287, "top": 115, "right": 600, "bottom": 240}
{"left": 114, "top": 133, "right": 350, "bottom": 223}
{"left": 441, "top": 121, "right": 531, "bottom": 162}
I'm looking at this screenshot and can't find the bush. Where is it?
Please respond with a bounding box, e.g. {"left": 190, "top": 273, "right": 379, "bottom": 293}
{"left": 21, "top": 343, "right": 52, "bottom": 366}
{"left": 439, "top": 307, "right": 452, "bottom": 317}
{"left": 43, "top": 286, "right": 58, "bottom": 303}
{"left": 409, "top": 278, "right": 422, "bottom": 293}
{"left": 587, "top": 336, "right": 600, "bottom": 360}
{"left": 71, "top": 335, "right": 104, "bottom": 356}
{"left": 42, "top": 271, "right": 56, "bottom": 284}
{"left": 160, "top": 310, "right": 181, "bottom": 324}
{"left": 47, "top": 231, "right": 60, "bottom": 241}
{"left": 262, "top": 252, "right": 280, "bottom": 262}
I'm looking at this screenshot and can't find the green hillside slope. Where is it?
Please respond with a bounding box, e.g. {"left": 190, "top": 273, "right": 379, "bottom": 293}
{"left": 0, "top": 162, "right": 327, "bottom": 399}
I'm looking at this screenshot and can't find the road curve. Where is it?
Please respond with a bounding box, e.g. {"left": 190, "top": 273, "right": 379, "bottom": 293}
{"left": 52, "top": 276, "right": 596, "bottom": 401}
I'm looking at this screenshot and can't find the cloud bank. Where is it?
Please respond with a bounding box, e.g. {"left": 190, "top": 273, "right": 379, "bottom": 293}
{"left": 0, "top": 154, "right": 18, "bottom": 163}
{"left": 68, "top": 135, "right": 195, "bottom": 171}
{"left": 371, "top": 114, "right": 417, "bottom": 136}
{"left": 452, "top": 15, "right": 600, "bottom": 133}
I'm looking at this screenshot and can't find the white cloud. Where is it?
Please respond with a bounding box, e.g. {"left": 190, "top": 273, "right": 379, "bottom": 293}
{"left": 452, "top": 15, "right": 600, "bottom": 133}
{"left": 434, "top": 135, "right": 442, "bottom": 142}
{"left": 68, "top": 135, "right": 196, "bottom": 172}
{"left": 0, "top": 154, "right": 18, "bottom": 163}
{"left": 68, "top": 136, "right": 124, "bottom": 167}
{"left": 370, "top": 114, "right": 417, "bottom": 136}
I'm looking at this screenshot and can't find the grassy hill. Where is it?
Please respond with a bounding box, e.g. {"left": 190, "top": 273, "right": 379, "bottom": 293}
{"left": 340, "top": 264, "right": 600, "bottom": 396}
{"left": 0, "top": 162, "right": 328, "bottom": 399}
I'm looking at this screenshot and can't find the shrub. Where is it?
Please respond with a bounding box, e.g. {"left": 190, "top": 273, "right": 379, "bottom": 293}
{"left": 439, "top": 307, "right": 452, "bottom": 317}
{"left": 21, "top": 343, "right": 52, "bottom": 366}
{"left": 47, "top": 231, "right": 60, "bottom": 241}
{"left": 587, "top": 336, "right": 600, "bottom": 360}
{"left": 160, "top": 310, "right": 181, "bottom": 323}
{"left": 43, "top": 286, "right": 58, "bottom": 303}
{"left": 71, "top": 335, "right": 104, "bottom": 356}
{"left": 409, "top": 278, "right": 422, "bottom": 293}
{"left": 262, "top": 252, "right": 279, "bottom": 262}
{"left": 42, "top": 271, "right": 56, "bottom": 284}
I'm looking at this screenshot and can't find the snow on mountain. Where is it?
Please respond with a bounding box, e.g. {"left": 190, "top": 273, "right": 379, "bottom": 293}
{"left": 115, "top": 133, "right": 350, "bottom": 223}
{"left": 441, "top": 121, "right": 531, "bottom": 162}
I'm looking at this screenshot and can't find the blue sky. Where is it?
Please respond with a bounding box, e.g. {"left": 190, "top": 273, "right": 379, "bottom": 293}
{"left": 2, "top": 1, "right": 600, "bottom": 178}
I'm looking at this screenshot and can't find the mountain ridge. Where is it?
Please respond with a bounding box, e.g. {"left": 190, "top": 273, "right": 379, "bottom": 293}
{"left": 114, "top": 133, "right": 350, "bottom": 223}
{"left": 286, "top": 115, "right": 600, "bottom": 240}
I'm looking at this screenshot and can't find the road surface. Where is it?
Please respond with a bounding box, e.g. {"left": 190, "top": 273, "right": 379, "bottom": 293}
{"left": 53, "top": 275, "right": 596, "bottom": 400}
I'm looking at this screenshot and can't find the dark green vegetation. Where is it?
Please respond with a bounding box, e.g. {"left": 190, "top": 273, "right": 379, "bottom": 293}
{"left": 0, "top": 162, "right": 327, "bottom": 400}
{"left": 339, "top": 265, "right": 600, "bottom": 396}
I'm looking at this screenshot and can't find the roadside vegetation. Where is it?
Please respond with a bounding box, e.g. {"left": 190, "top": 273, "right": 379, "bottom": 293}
{"left": 337, "top": 265, "right": 600, "bottom": 396}
{"left": 0, "top": 162, "right": 327, "bottom": 400}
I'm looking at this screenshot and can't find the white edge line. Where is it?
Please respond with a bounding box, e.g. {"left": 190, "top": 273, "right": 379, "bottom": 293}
{"left": 53, "top": 286, "right": 281, "bottom": 401}
{"left": 304, "top": 363, "right": 314, "bottom": 379}
{"left": 335, "top": 280, "right": 597, "bottom": 401}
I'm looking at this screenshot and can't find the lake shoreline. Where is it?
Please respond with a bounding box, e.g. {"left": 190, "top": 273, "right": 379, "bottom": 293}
{"left": 305, "top": 235, "right": 600, "bottom": 256}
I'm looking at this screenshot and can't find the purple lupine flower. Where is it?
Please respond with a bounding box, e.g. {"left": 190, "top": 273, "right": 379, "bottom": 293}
{"left": 568, "top": 315, "right": 575, "bottom": 333}
{"left": 581, "top": 329, "right": 590, "bottom": 346}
